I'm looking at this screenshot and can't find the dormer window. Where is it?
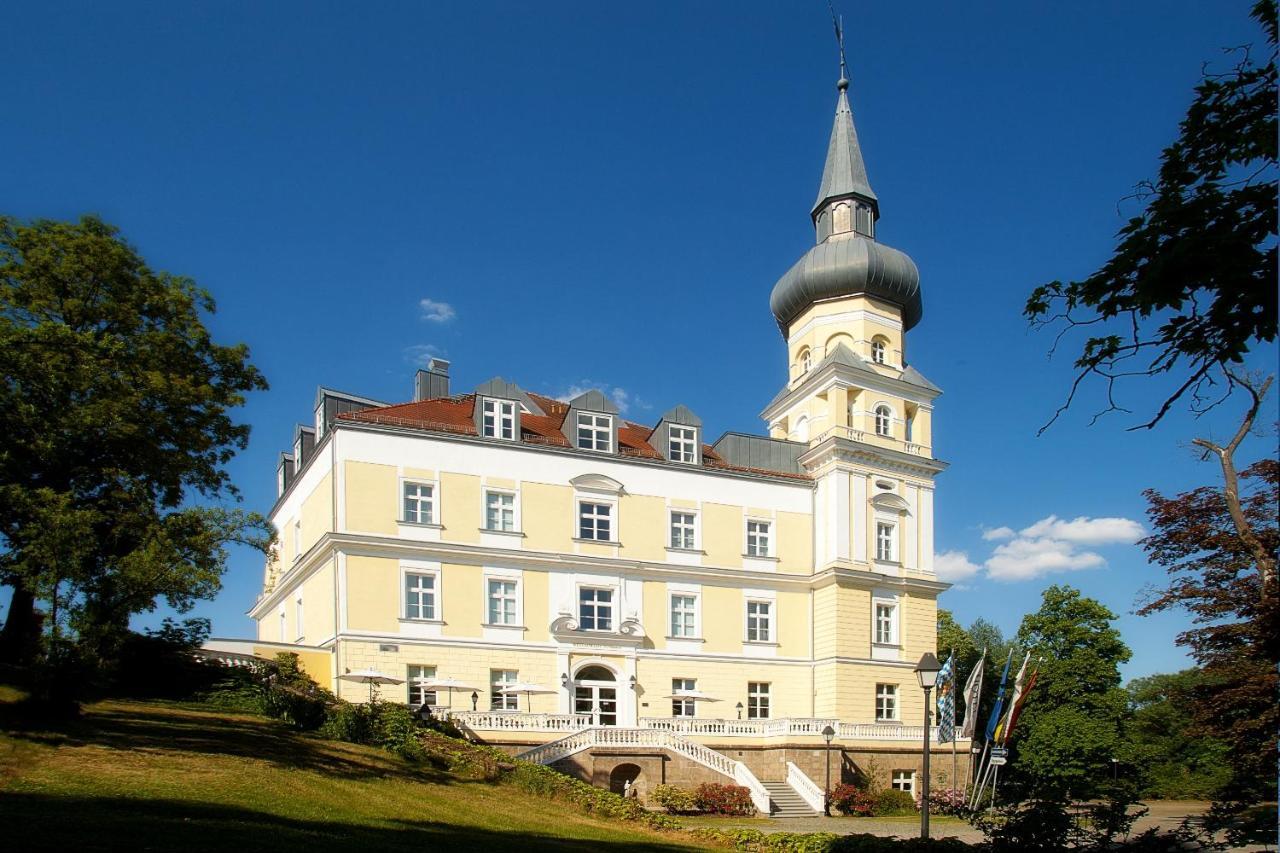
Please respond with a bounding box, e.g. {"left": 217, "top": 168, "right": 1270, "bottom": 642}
{"left": 874, "top": 405, "right": 893, "bottom": 437}
{"left": 668, "top": 425, "right": 696, "bottom": 463}
{"left": 871, "top": 337, "right": 888, "bottom": 364}
{"left": 482, "top": 399, "right": 516, "bottom": 440}
{"left": 576, "top": 413, "right": 613, "bottom": 452}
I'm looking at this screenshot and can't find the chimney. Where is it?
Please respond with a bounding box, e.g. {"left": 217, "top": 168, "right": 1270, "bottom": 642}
{"left": 415, "top": 358, "right": 451, "bottom": 401}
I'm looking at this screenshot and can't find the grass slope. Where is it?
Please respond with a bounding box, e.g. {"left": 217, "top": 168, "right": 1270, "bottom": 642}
{"left": 0, "top": 690, "right": 704, "bottom": 852}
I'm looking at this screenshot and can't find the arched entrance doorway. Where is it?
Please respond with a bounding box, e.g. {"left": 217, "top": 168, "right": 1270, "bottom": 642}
{"left": 573, "top": 664, "right": 618, "bottom": 726}
{"left": 609, "top": 762, "right": 642, "bottom": 795}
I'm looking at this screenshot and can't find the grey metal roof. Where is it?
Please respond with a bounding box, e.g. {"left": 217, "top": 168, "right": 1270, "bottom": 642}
{"left": 568, "top": 389, "right": 619, "bottom": 414}
{"left": 900, "top": 365, "right": 942, "bottom": 393}
{"left": 475, "top": 376, "right": 546, "bottom": 416}
{"left": 660, "top": 404, "right": 702, "bottom": 427}
{"left": 812, "top": 80, "right": 878, "bottom": 216}
{"left": 712, "top": 433, "right": 807, "bottom": 475}
{"left": 770, "top": 234, "right": 922, "bottom": 333}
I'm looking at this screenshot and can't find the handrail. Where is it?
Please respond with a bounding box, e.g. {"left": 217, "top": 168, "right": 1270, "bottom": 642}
{"left": 786, "top": 761, "right": 826, "bottom": 813}
{"left": 734, "top": 761, "right": 773, "bottom": 815}
{"left": 443, "top": 711, "right": 592, "bottom": 732}
{"left": 639, "top": 717, "right": 948, "bottom": 742}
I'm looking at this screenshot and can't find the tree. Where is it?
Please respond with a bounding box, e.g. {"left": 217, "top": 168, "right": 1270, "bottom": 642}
{"left": 0, "top": 215, "right": 272, "bottom": 667}
{"left": 1125, "top": 670, "right": 1231, "bottom": 799}
{"left": 1137, "top": 451, "right": 1278, "bottom": 802}
{"left": 1005, "top": 586, "right": 1132, "bottom": 799}
{"left": 937, "top": 610, "right": 1015, "bottom": 733}
{"left": 1025, "top": 0, "right": 1276, "bottom": 430}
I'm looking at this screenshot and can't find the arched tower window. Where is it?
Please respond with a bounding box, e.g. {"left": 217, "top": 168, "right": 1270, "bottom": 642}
{"left": 871, "top": 336, "right": 888, "bottom": 364}
{"left": 799, "top": 347, "right": 811, "bottom": 374}
{"left": 793, "top": 415, "right": 810, "bottom": 443}
{"left": 855, "top": 204, "right": 875, "bottom": 237}
{"left": 833, "top": 202, "right": 851, "bottom": 234}
{"left": 874, "top": 405, "right": 893, "bottom": 437}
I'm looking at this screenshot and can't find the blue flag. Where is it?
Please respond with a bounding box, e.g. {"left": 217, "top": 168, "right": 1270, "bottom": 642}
{"left": 936, "top": 652, "right": 956, "bottom": 743}
{"left": 983, "top": 650, "right": 1013, "bottom": 743}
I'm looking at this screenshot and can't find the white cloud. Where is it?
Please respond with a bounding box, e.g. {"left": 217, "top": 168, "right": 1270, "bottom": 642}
{"left": 935, "top": 550, "right": 982, "bottom": 582}
{"left": 984, "top": 537, "right": 1105, "bottom": 581}
{"left": 1018, "top": 515, "right": 1144, "bottom": 546}
{"left": 982, "top": 526, "right": 1015, "bottom": 541}
{"left": 403, "top": 344, "right": 442, "bottom": 367}
{"left": 419, "top": 298, "right": 456, "bottom": 323}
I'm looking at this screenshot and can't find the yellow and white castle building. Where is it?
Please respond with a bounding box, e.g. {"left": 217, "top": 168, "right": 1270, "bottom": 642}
{"left": 210, "top": 73, "right": 962, "bottom": 814}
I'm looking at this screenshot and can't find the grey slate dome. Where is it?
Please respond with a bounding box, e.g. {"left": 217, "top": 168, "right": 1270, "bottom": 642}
{"left": 770, "top": 78, "right": 922, "bottom": 333}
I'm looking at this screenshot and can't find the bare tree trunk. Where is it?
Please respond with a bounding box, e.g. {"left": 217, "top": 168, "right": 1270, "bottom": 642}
{"left": 1191, "top": 374, "right": 1276, "bottom": 590}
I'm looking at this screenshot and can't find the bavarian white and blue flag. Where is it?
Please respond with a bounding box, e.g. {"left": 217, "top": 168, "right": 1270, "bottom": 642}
{"left": 936, "top": 651, "right": 956, "bottom": 743}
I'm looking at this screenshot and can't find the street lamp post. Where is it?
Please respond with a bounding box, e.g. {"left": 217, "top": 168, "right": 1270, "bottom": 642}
{"left": 914, "top": 652, "right": 942, "bottom": 840}
{"left": 735, "top": 701, "right": 743, "bottom": 720}
{"left": 471, "top": 690, "right": 479, "bottom": 712}
{"left": 822, "top": 724, "right": 836, "bottom": 815}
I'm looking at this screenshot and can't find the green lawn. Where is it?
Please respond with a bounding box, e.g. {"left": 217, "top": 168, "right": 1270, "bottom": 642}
{"left": 0, "top": 690, "right": 705, "bottom": 852}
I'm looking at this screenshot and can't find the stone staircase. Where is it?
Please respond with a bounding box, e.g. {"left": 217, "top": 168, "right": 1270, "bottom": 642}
{"left": 761, "top": 780, "right": 821, "bottom": 818}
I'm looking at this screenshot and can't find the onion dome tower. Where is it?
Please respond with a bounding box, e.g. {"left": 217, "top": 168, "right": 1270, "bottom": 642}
{"left": 769, "top": 77, "right": 922, "bottom": 335}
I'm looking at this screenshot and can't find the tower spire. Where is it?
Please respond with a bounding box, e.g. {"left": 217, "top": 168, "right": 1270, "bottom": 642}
{"left": 811, "top": 79, "right": 878, "bottom": 224}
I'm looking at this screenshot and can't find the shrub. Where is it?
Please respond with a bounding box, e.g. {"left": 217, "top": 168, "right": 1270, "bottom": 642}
{"left": 871, "top": 788, "right": 917, "bottom": 816}
{"left": 650, "top": 783, "right": 699, "bottom": 814}
{"left": 919, "top": 786, "right": 970, "bottom": 817}
{"left": 694, "top": 782, "right": 756, "bottom": 816}
{"left": 260, "top": 653, "right": 335, "bottom": 730}
{"left": 828, "top": 783, "right": 875, "bottom": 816}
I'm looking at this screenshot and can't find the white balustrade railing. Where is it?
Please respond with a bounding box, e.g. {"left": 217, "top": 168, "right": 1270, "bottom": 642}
{"left": 734, "top": 760, "right": 773, "bottom": 815}
{"left": 812, "top": 426, "right": 932, "bottom": 457}
{"left": 640, "top": 717, "right": 944, "bottom": 742}
{"left": 786, "top": 761, "right": 826, "bottom": 814}
{"left": 442, "top": 711, "right": 593, "bottom": 732}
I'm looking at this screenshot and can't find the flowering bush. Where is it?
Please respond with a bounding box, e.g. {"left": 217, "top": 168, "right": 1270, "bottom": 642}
{"left": 650, "top": 783, "right": 699, "bottom": 814}
{"left": 827, "top": 783, "right": 875, "bottom": 816}
{"left": 918, "top": 786, "right": 970, "bottom": 817}
{"left": 694, "top": 782, "right": 756, "bottom": 815}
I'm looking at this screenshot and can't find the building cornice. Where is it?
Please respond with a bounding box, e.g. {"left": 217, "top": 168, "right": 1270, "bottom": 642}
{"left": 760, "top": 358, "right": 941, "bottom": 425}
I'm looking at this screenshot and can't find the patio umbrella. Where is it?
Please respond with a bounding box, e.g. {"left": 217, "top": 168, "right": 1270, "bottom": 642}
{"left": 420, "top": 677, "right": 481, "bottom": 708}
{"left": 662, "top": 689, "right": 720, "bottom": 702}
{"left": 499, "top": 681, "right": 557, "bottom": 712}
{"left": 338, "top": 668, "right": 404, "bottom": 702}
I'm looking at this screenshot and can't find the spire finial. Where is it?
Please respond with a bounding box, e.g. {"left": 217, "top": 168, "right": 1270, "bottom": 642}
{"left": 828, "top": 1, "right": 849, "bottom": 84}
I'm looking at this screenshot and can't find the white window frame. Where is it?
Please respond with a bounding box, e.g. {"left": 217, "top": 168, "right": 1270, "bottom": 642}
{"left": 875, "top": 683, "right": 899, "bottom": 721}
{"left": 873, "top": 600, "right": 899, "bottom": 645}
{"left": 668, "top": 424, "right": 697, "bottom": 463}
{"left": 871, "top": 338, "right": 887, "bottom": 364}
{"left": 402, "top": 567, "right": 440, "bottom": 621}
{"left": 401, "top": 479, "right": 437, "bottom": 525}
{"left": 577, "top": 586, "right": 615, "bottom": 631}
{"left": 576, "top": 412, "right": 613, "bottom": 452}
{"left": 577, "top": 500, "right": 614, "bottom": 542}
{"left": 745, "top": 519, "right": 773, "bottom": 558}
{"left": 407, "top": 664, "right": 438, "bottom": 707}
{"left": 295, "top": 596, "right": 304, "bottom": 642}
{"left": 669, "top": 593, "right": 698, "bottom": 638}
{"left": 747, "top": 682, "right": 771, "bottom": 719}
{"left": 874, "top": 404, "right": 893, "bottom": 437}
{"left": 482, "top": 398, "right": 517, "bottom": 440}
{"left": 484, "top": 489, "right": 518, "bottom": 532}
{"left": 891, "top": 770, "right": 915, "bottom": 795}
{"left": 293, "top": 437, "right": 304, "bottom": 469}
{"left": 672, "top": 677, "right": 696, "bottom": 718}
{"left": 745, "top": 599, "right": 774, "bottom": 643}
{"left": 669, "top": 510, "right": 697, "bottom": 550}
{"left": 799, "top": 348, "right": 812, "bottom": 373}
{"left": 876, "top": 521, "right": 897, "bottom": 563}
{"left": 486, "top": 577, "right": 520, "bottom": 626}
{"left": 491, "top": 669, "right": 518, "bottom": 712}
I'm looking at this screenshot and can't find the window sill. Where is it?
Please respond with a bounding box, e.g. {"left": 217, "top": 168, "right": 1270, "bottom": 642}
{"left": 875, "top": 718, "right": 902, "bottom": 725}
{"left": 398, "top": 617, "right": 444, "bottom": 625}
{"left": 573, "top": 537, "right": 620, "bottom": 545}
{"left": 483, "top": 623, "right": 527, "bottom": 630}
{"left": 665, "top": 546, "right": 705, "bottom": 555}
{"left": 399, "top": 520, "right": 444, "bottom": 529}
{"left": 743, "top": 640, "right": 779, "bottom": 647}
{"left": 873, "top": 559, "right": 902, "bottom": 568}
{"left": 479, "top": 528, "right": 525, "bottom": 537}
{"left": 872, "top": 641, "right": 901, "bottom": 649}
{"left": 743, "top": 553, "right": 779, "bottom": 561}
{"left": 665, "top": 636, "right": 705, "bottom": 643}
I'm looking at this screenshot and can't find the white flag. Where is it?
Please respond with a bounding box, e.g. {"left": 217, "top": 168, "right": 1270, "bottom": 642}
{"left": 958, "top": 648, "right": 985, "bottom": 739}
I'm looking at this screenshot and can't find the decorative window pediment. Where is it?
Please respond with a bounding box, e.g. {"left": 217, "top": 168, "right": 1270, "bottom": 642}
{"left": 569, "top": 473, "right": 625, "bottom": 494}
{"left": 870, "top": 492, "right": 911, "bottom": 513}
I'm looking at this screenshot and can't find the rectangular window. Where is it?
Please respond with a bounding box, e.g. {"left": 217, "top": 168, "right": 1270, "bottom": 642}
{"left": 576, "top": 412, "right": 612, "bottom": 452}
{"left": 487, "top": 579, "right": 518, "bottom": 625}
{"left": 746, "top": 600, "right": 773, "bottom": 642}
{"left": 490, "top": 669, "right": 518, "bottom": 711}
{"left": 668, "top": 425, "right": 696, "bottom": 463}
{"left": 404, "top": 571, "right": 437, "bottom": 620}
{"left": 578, "top": 501, "right": 612, "bottom": 541}
{"left": 485, "top": 491, "right": 516, "bottom": 531}
{"left": 669, "top": 511, "right": 696, "bottom": 550}
{"left": 875, "top": 602, "right": 897, "bottom": 645}
{"left": 672, "top": 677, "right": 696, "bottom": 717}
{"left": 891, "top": 770, "right": 915, "bottom": 794}
{"left": 407, "top": 664, "right": 438, "bottom": 707}
{"left": 578, "top": 587, "right": 614, "bottom": 631}
{"left": 876, "top": 521, "right": 896, "bottom": 562}
{"left": 403, "top": 482, "right": 435, "bottom": 525}
{"left": 482, "top": 399, "right": 516, "bottom": 440}
{"left": 670, "top": 594, "right": 697, "bottom": 638}
{"left": 746, "top": 520, "right": 771, "bottom": 557}
{"left": 295, "top": 597, "right": 304, "bottom": 640}
{"left": 876, "top": 683, "right": 898, "bottom": 721}
{"left": 747, "top": 682, "right": 770, "bottom": 719}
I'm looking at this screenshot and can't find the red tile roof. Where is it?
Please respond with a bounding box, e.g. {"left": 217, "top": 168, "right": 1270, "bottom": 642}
{"left": 337, "top": 394, "right": 811, "bottom": 481}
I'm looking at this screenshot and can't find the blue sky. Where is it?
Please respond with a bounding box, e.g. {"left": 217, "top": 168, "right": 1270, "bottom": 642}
{"left": 5, "top": 1, "right": 1275, "bottom": 681}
